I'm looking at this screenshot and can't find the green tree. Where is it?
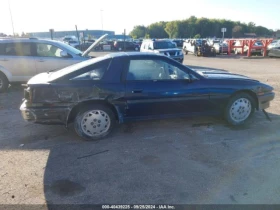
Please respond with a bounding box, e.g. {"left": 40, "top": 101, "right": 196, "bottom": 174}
{"left": 232, "top": 25, "right": 243, "bottom": 38}
{"left": 129, "top": 25, "right": 147, "bottom": 39}
{"left": 129, "top": 16, "right": 273, "bottom": 39}
{"left": 148, "top": 22, "right": 168, "bottom": 38}
{"left": 247, "top": 22, "right": 256, "bottom": 33}
{"left": 165, "top": 21, "right": 179, "bottom": 38}
{"left": 194, "top": 34, "right": 201, "bottom": 38}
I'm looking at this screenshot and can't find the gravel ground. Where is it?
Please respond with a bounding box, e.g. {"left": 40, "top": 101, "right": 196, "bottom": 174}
{"left": 0, "top": 53, "right": 279, "bottom": 207}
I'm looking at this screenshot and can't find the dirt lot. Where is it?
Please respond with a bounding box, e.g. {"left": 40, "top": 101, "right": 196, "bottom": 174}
{"left": 0, "top": 54, "right": 280, "bottom": 206}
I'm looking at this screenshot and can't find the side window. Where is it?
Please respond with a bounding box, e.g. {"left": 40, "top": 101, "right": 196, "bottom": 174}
{"left": 0, "top": 43, "right": 5, "bottom": 55}
{"left": 4, "top": 42, "right": 32, "bottom": 56}
{"left": 70, "top": 60, "right": 110, "bottom": 81}
{"left": 126, "top": 59, "right": 190, "bottom": 81}
{"left": 36, "top": 43, "right": 63, "bottom": 57}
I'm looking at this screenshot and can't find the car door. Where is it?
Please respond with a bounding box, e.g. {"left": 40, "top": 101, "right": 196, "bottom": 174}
{"left": 124, "top": 56, "right": 211, "bottom": 118}
{"left": 0, "top": 42, "right": 36, "bottom": 82}
{"left": 34, "top": 42, "right": 80, "bottom": 74}
{"left": 274, "top": 47, "right": 280, "bottom": 57}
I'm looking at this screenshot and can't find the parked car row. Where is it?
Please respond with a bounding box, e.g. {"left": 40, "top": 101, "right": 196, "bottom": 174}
{"left": 71, "top": 40, "right": 140, "bottom": 52}
{"left": 182, "top": 38, "right": 280, "bottom": 57}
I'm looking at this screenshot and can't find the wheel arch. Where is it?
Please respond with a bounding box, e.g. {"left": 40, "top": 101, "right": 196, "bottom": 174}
{"left": 66, "top": 100, "right": 120, "bottom": 126}
{"left": 230, "top": 89, "right": 259, "bottom": 110}
{"left": 0, "top": 67, "right": 12, "bottom": 82}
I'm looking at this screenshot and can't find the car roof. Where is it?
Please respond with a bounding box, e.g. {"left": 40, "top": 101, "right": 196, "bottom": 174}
{"left": 106, "top": 52, "right": 166, "bottom": 58}
{"left": 0, "top": 38, "right": 64, "bottom": 45}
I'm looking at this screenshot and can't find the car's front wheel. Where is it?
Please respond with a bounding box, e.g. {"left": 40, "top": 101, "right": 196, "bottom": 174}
{"left": 0, "top": 73, "right": 9, "bottom": 93}
{"left": 225, "top": 93, "right": 255, "bottom": 125}
{"left": 74, "top": 105, "right": 116, "bottom": 140}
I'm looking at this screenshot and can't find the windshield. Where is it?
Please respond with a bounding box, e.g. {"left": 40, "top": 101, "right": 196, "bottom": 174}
{"left": 55, "top": 41, "right": 83, "bottom": 55}
{"left": 255, "top": 42, "right": 263, "bottom": 46}
{"left": 154, "top": 41, "right": 176, "bottom": 49}
{"left": 49, "top": 55, "right": 111, "bottom": 81}
{"left": 63, "top": 38, "right": 72, "bottom": 41}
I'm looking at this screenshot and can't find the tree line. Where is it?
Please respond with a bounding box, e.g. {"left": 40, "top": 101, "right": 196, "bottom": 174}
{"left": 129, "top": 16, "right": 274, "bottom": 39}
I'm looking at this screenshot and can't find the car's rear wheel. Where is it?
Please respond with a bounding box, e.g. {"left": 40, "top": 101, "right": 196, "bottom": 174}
{"left": 0, "top": 73, "right": 9, "bottom": 93}
{"left": 74, "top": 105, "right": 116, "bottom": 140}
{"left": 225, "top": 93, "right": 255, "bottom": 125}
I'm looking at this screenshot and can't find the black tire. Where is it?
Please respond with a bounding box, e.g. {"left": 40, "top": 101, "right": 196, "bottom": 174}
{"left": 0, "top": 73, "right": 9, "bottom": 93}
{"left": 74, "top": 104, "right": 116, "bottom": 141}
{"left": 225, "top": 93, "right": 255, "bottom": 126}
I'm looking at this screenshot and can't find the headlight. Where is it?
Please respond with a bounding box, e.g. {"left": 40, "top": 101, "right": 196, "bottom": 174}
{"left": 178, "top": 51, "right": 183, "bottom": 55}
{"left": 257, "top": 85, "right": 273, "bottom": 95}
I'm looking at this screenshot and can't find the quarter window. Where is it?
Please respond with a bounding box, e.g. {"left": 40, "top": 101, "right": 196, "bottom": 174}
{"left": 4, "top": 42, "right": 32, "bottom": 56}
{"left": 36, "top": 43, "right": 63, "bottom": 57}
{"left": 126, "top": 59, "right": 189, "bottom": 81}
{"left": 70, "top": 60, "right": 110, "bottom": 81}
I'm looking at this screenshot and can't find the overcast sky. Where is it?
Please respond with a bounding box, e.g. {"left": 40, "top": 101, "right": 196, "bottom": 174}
{"left": 0, "top": 0, "right": 279, "bottom": 35}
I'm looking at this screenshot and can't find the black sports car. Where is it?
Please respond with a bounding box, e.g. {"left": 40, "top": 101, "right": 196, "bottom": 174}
{"left": 20, "top": 52, "right": 275, "bottom": 140}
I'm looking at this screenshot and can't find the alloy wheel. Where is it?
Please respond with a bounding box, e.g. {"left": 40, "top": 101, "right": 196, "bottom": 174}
{"left": 229, "top": 98, "right": 251, "bottom": 123}
{"left": 81, "top": 110, "right": 111, "bottom": 137}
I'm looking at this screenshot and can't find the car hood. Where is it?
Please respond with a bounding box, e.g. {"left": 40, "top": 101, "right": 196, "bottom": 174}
{"left": 82, "top": 34, "right": 108, "bottom": 57}
{"left": 193, "top": 69, "right": 259, "bottom": 82}
{"left": 27, "top": 72, "right": 51, "bottom": 85}
{"left": 156, "top": 48, "right": 181, "bottom": 52}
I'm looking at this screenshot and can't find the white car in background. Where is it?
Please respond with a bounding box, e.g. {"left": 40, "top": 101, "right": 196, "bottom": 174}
{"left": 0, "top": 34, "right": 107, "bottom": 92}
{"left": 267, "top": 40, "right": 280, "bottom": 50}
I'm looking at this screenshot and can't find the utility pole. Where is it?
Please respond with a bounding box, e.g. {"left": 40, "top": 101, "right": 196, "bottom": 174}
{"left": 75, "top": 25, "right": 80, "bottom": 45}
{"left": 8, "top": 0, "right": 15, "bottom": 37}
{"left": 100, "top": 9, "right": 103, "bottom": 35}
{"left": 124, "top": 29, "right": 126, "bottom": 51}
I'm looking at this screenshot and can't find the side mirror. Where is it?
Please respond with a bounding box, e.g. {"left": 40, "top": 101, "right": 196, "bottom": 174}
{"left": 60, "top": 51, "right": 68, "bottom": 57}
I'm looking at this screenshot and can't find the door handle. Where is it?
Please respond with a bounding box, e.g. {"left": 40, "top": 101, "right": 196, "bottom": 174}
{"left": 132, "top": 89, "right": 143, "bottom": 93}
{"left": 38, "top": 59, "right": 45, "bottom": 62}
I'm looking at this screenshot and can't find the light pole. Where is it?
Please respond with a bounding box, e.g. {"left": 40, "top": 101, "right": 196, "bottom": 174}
{"left": 100, "top": 9, "right": 103, "bottom": 36}
{"left": 8, "top": 0, "right": 15, "bottom": 37}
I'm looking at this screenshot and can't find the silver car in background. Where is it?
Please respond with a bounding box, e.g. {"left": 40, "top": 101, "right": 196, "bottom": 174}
{"left": 0, "top": 34, "right": 107, "bottom": 92}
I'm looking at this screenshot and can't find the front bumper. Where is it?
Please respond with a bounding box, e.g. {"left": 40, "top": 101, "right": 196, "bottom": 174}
{"left": 258, "top": 92, "right": 275, "bottom": 110}
{"left": 20, "top": 100, "right": 70, "bottom": 125}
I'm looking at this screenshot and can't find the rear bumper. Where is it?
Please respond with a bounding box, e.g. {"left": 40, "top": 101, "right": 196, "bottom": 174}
{"left": 258, "top": 92, "right": 275, "bottom": 110}
{"left": 20, "top": 100, "right": 69, "bottom": 125}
